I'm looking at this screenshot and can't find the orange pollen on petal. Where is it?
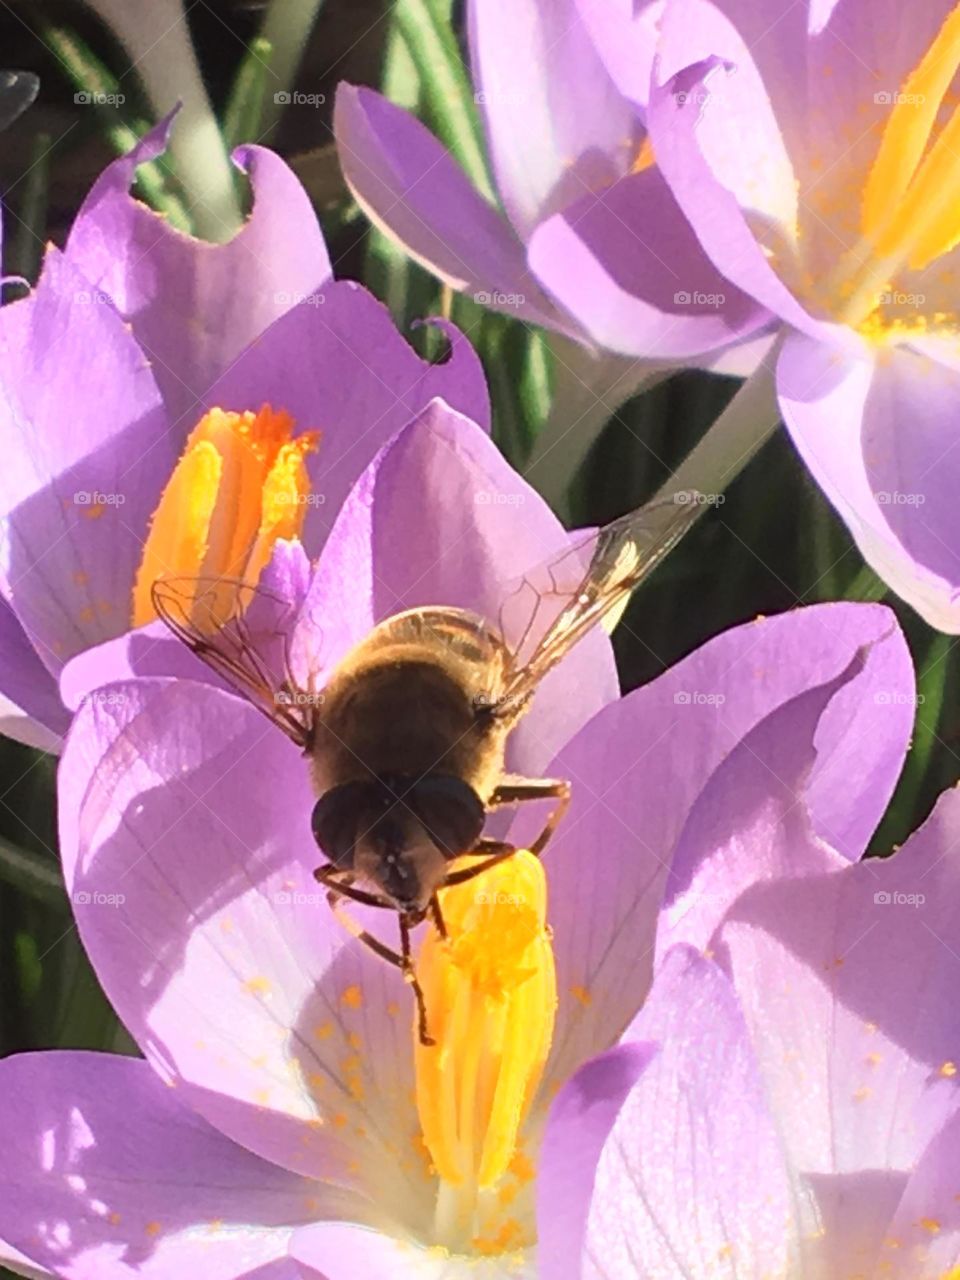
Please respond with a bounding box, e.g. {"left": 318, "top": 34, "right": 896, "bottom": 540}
{"left": 631, "top": 134, "right": 656, "bottom": 175}
{"left": 131, "top": 404, "right": 319, "bottom": 631}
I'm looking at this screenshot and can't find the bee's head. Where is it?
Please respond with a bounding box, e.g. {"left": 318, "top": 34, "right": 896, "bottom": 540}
{"left": 311, "top": 774, "right": 485, "bottom": 914}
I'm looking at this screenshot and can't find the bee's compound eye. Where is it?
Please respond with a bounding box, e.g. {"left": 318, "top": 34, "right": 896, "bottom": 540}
{"left": 407, "top": 775, "right": 485, "bottom": 858}
{"left": 312, "top": 784, "right": 366, "bottom": 869}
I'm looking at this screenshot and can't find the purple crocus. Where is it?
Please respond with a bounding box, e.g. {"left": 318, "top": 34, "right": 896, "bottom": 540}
{"left": 333, "top": 0, "right": 769, "bottom": 368}
{"left": 630, "top": 0, "right": 960, "bottom": 629}
{"left": 542, "top": 759, "right": 960, "bottom": 1276}
{"left": 0, "top": 401, "right": 914, "bottom": 1277}
{"left": 0, "top": 125, "right": 487, "bottom": 750}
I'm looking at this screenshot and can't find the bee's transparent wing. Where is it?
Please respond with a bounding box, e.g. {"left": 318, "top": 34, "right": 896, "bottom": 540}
{"left": 0, "top": 72, "right": 39, "bottom": 133}
{"left": 497, "top": 494, "right": 702, "bottom": 707}
{"left": 151, "top": 576, "right": 316, "bottom": 748}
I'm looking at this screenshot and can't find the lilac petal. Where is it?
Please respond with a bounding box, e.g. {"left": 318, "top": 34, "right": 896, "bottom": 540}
{"left": 60, "top": 540, "right": 313, "bottom": 711}
{"left": 647, "top": 0, "right": 833, "bottom": 341}
{"left": 527, "top": 165, "right": 767, "bottom": 359}
{"left": 779, "top": 332, "right": 960, "bottom": 631}
{"left": 0, "top": 596, "right": 68, "bottom": 747}
{"left": 800, "top": 0, "right": 960, "bottom": 263}
{"left": 202, "top": 285, "right": 491, "bottom": 558}
{"left": 573, "top": 0, "right": 663, "bottom": 105}
{"left": 881, "top": 1110, "right": 960, "bottom": 1277}
{"left": 292, "top": 400, "right": 618, "bottom": 775}
{"left": 0, "top": 1051, "right": 330, "bottom": 1280}
{"left": 656, "top": 661, "right": 855, "bottom": 961}
{"left": 64, "top": 120, "right": 331, "bottom": 428}
{"left": 0, "top": 1241, "right": 52, "bottom": 1280}
{"left": 0, "top": 249, "right": 173, "bottom": 670}
{"left": 333, "top": 85, "right": 565, "bottom": 331}
{"left": 719, "top": 786, "right": 960, "bottom": 1193}
{"left": 293, "top": 1223, "right": 534, "bottom": 1279}
{"left": 540, "top": 948, "right": 797, "bottom": 1280}
{"left": 58, "top": 680, "right": 428, "bottom": 1214}
{"left": 536, "top": 602, "right": 910, "bottom": 1093}
{"left": 467, "top": 0, "right": 636, "bottom": 239}
{"left": 536, "top": 1042, "right": 655, "bottom": 1279}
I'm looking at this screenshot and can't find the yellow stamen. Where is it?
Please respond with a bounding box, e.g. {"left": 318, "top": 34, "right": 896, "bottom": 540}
{"left": 131, "top": 405, "right": 319, "bottom": 630}
{"left": 862, "top": 2, "right": 960, "bottom": 272}
{"left": 631, "top": 134, "right": 656, "bottom": 175}
{"left": 414, "top": 851, "right": 556, "bottom": 1196}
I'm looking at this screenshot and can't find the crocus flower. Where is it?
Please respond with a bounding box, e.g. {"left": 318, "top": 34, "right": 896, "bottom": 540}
{"left": 543, "top": 758, "right": 960, "bottom": 1277}
{"left": 0, "top": 400, "right": 913, "bottom": 1277}
{"left": 333, "top": 0, "right": 770, "bottom": 381}
{"left": 632, "top": 0, "right": 960, "bottom": 630}
{"left": 0, "top": 124, "right": 488, "bottom": 750}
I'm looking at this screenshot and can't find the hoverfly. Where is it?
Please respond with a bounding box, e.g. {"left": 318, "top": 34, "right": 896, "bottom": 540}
{"left": 153, "top": 493, "right": 700, "bottom": 1042}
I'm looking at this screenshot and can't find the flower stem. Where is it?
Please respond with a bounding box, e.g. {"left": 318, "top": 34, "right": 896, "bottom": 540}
{"left": 84, "top": 0, "right": 243, "bottom": 241}
{"left": 653, "top": 338, "right": 782, "bottom": 508}
{"left": 257, "top": 0, "right": 328, "bottom": 138}
{"left": 524, "top": 337, "right": 670, "bottom": 519}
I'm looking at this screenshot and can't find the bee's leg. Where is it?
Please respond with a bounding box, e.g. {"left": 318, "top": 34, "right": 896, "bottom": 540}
{"left": 321, "top": 876, "right": 435, "bottom": 1047}
{"left": 488, "top": 777, "right": 572, "bottom": 857}
{"left": 400, "top": 915, "right": 434, "bottom": 1047}
{"left": 441, "top": 839, "right": 517, "bottom": 887}
{"left": 428, "top": 894, "right": 448, "bottom": 940}
{"left": 314, "top": 864, "right": 394, "bottom": 910}
{"left": 323, "top": 881, "right": 405, "bottom": 966}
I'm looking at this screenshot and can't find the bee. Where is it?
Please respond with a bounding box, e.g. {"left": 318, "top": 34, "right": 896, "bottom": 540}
{"left": 153, "top": 493, "right": 700, "bottom": 1042}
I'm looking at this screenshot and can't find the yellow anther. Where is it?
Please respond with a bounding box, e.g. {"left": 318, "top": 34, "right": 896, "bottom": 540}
{"left": 414, "top": 850, "right": 556, "bottom": 1191}
{"left": 131, "top": 404, "right": 319, "bottom": 630}
{"left": 862, "top": 2, "right": 960, "bottom": 271}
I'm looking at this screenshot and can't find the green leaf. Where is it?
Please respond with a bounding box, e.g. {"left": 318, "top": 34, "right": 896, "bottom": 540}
{"left": 0, "top": 836, "right": 64, "bottom": 907}
{"left": 223, "top": 36, "right": 274, "bottom": 152}
{"left": 392, "top": 0, "right": 494, "bottom": 199}
{"left": 40, "top": 22, "right": 193, "bottom": 232}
